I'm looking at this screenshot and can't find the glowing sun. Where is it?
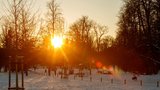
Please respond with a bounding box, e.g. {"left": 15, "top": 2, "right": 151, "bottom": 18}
{"left": 51, "top": 36, "right": 63, "bottom": 48}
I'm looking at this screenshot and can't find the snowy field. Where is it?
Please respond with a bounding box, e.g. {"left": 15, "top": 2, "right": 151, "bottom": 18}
{"left": 0, "top": 68, "right": 160, "bottom": 90}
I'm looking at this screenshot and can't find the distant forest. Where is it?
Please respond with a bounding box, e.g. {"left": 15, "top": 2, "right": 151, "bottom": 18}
{"left": 0, "top": 0, "right": 160, "bottom": 74}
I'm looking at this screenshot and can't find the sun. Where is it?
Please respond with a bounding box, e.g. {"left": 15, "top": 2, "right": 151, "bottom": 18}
{"left": 51, "top": 36, "right": 63, "bottom": 48}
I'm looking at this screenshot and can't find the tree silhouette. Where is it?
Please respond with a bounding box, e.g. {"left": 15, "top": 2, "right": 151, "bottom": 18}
{"left": 69, "top": 16, "right": 94, "bottom": 64}
{"left": 1, "top": 0, "right": 37, "bottom": 52}
{"left": 115, "top": 0, "right": 160, "bottom": 73}
{"left": 68, "top": 16, "right": 111, "bottom": 65}
{"left": 0, "top": 0, "right": 38, "bottom": 71}
{"left": 46, "top": 0, "right": 64, "bottom": 36}
{"left": 93, "top": 23, "right": 108, "bottom": 52}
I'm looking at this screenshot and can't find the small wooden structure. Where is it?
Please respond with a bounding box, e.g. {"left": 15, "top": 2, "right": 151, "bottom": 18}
{"left": 8, "top": 56, "right": 24, "bottom": 90}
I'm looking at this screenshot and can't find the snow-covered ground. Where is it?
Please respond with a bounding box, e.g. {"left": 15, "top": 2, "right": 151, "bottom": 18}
{"left": 0, "top": 68, "right": 160, "bottom": 90}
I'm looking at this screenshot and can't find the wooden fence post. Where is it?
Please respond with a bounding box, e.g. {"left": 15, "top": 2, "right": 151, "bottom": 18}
{"left": 124, "top": 79, "right": 126, "bottom": 84}
{"left": 140, "top": 80, "right": 142, "bottom": 86}
{"left": 74, "top": 75, "right": 75, "bottom": 80}
{"left": 81, "top": 76, "right": 83, "bottom": 80}
{"left": 111, "top": 79, "right": 113, "bottom": 84}
{"left": 101, "top": 77, "right": 102, "bottom": 82}
{"left": 90, "top": 77, "right": 92, "bottom": 82}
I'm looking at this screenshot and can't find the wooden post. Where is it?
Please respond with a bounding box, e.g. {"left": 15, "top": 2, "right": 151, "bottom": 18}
{"left": 81, "top": 76, "right": 83, "bottom": 80}
{"left": 61, "top": 69, "right": 63, "bottom": 79}
{"left": 74, "top": 75, "right": 75, "bottom": 80}
{"left": 8, "top": 59, "right": 11, "bottom": 88}
{"left": 124, "top": 79, "right": 126, "bottom": 84}
{"left": 21, "top": 60, "right": 24, "bottom": 88}
{"left": 140, "top": 80, "right": 142, "bottom": 86}
{"left": 48, "top": 67, "right": 51, "bottom": 76}
{"left": 16, "top": 59, "right": 18, "bottom": 90}
{"left": 157, "top": 81, "right": 159, "bottom": 87}
{"left": 111, "top": 79, "right": 113, "bottom": 84}
{"left": 90, "top": 77, "right": 92, "bottom": 82}
{"left": 89, "top": 68, "right": 92, "bottom": 75}
{"left": 101, "top": 77, "right": 102, "bottom": 82}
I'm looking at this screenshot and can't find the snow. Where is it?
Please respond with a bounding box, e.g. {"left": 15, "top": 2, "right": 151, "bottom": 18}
{"left": 0, "top": 68, "right": 160, "bottom": 90}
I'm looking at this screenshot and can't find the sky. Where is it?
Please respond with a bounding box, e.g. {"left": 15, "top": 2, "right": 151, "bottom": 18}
{"left": 0, "top": 0, "right": 123, "bottom": 37}
{"left": 38, "top": 0, "right": 123, "bottom": 37}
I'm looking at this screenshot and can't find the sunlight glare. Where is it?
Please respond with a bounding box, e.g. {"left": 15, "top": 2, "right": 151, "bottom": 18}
{"left": 51, "top": 36, "right": 63, "bottom": 48}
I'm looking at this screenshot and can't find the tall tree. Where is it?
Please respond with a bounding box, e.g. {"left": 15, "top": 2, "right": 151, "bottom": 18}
{"left": 69, "top": 16, "right": 94, "bottom": 63}
{"left": 46, "top": 0, "right": 64, "bottom": 37}
{"left": 93, "top": 24, "right": 108, "bottom": 52}
{"left": 115, "top": 0, "right": 160, "bottom": 73}
{"left": 0, "top": 0, "right": 37, "bottom": 54}
{"left": 69, "top": 16, "right": 110, "bottom": 64}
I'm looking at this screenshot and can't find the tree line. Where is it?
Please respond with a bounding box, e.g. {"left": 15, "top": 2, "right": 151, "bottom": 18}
{"left": 114, "top": 0, "right": 160, "bottom": 74}
{"left": 0, "top": 0, "right": 160, "bottom": 74}
{"left": 0, "top": 0, "right": 112, "bottom": 71}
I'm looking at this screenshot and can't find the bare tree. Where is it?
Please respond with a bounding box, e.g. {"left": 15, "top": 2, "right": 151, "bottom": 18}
{"left": 115, "top": 0, "right": 160, "bottom": 73}
{"left": 0, "top": 19, "right": 14, "bottom": 49}
{"left": 19, "top": 0, "right": 37, "bottom": 50}
{"left": 93, "top": 24, "right": 108, "bottom": 52}
{"left": 0, "top": 0, "right": 38, "bottom": 52}
{"left": 101, "top": 35, "right": 114, "bottom": 50}
{"left": 46, "top": 0, "right": 64, "bottom": 36}
{"left": 69, "top": 16, "right": 94, "bottom": 63}
{"left": 69, "top": 16, "right": 94, "bottom": 48}
{"left": 0, "top": 0, "right": 21, "bottom": 50}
